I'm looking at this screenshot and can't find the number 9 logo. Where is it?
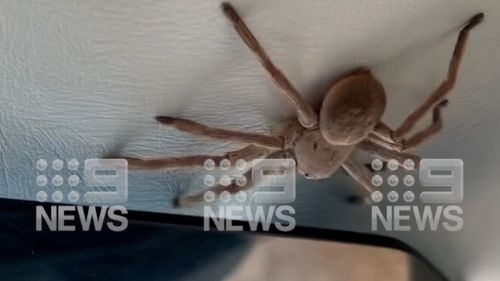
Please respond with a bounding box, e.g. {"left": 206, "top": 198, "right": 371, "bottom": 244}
{"left": 83, "top": 159, "right": 128, "bottom": 204}
{"left": 419, "top": 159, "right": 463, "bottom": 204}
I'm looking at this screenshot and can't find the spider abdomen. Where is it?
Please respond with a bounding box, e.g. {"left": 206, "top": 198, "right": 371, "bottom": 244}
{"left": 319, "top": 71, "right": 386, "bottom": 146}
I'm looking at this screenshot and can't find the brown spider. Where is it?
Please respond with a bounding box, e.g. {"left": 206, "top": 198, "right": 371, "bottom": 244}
{"left": 121, "top": 3, "right": 484, "bottom": 207}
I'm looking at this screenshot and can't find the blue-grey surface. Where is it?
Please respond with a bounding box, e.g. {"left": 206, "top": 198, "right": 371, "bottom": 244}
{"left": 0, "top": 200, "right": 251, "bottom": 281}
{"left": 1, "top": 0, "right": 500, "bottom": 280}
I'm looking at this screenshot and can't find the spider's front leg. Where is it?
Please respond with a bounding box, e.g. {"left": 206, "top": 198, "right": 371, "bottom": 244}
{"left": 123, "top": 145, "right": 270, "bottom": 170}
{"left": 175, "top": 168, "right": 254, "bottom": 208}
{"left": 174, "top": 150, "right": 292, "bottom": 207}
{"left": 341, "top": 157, "right": 377, "bottom": 194}
{"left": 358, "top": 140, "right": 421, "bottom": 167}
{"left": 156, "top": 116, "right": 283, "bottom": 150}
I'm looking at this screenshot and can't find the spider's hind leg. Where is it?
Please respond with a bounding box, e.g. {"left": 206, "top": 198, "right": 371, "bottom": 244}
{"left": 221, "top": 2, "right": 318, "bottom": 128}
{"left": 373, "top": 99, "right": 448, "bottom": 151}
{"left": 392, "top": 13, "right": 484, "bottom": 139}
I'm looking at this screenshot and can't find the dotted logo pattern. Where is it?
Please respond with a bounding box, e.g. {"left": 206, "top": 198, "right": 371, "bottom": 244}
{"left": 36, "top": 158, "right": 81, "bottom": 203}
{"left": 203, "top": 158, "right": 249, "bottom": 203}
{"left": 370, "top": 158, "right": 417, "bottom": 204}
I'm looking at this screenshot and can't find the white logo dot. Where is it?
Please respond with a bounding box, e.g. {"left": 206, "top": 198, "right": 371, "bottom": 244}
{"left": 235, "top": 175, "right": 247, "bottom": 187}
{"left": 388, "top": 175, "right": 399, "bottom": 187}
{"left": 220, "top": 191, "right": 231, "bottom": 202}
{"left": 371, "top": 191, "right": 383, "bottom": 203}
{"left": 36, "top": 191, "right": 48, "bottom": 202}
{"left": 36, "top": 175, "right": 48, "bottom": 187}
{"left": 371, "top": 159, "right": 384, "bottom": 171}
{"left": 403, "top": 191, "right": 415, "bottom": 203}
{"left": 371, "top": 175, "right": 383, "bottom": 187}
{"left": 220, "top": 175, "right": 232, "bottom": 187}
{"left": 403, "top": 175, "right": 415, "bottom": 187}
{"left": 236, "top": 191, "right": 247, "bottom": 202}
{"left": 235, "top": 159, "right": 247, "bottom": 171}
{"left": 388, "top": 159, "right": 399, "bottom": 171}
{"left": 204, "top": 191, "right": 215, "bottom": 202}
{"left": 52, "top": 159, "right": 64, "bottom": 171}
{"left": 68, "top": 191, "right": 80, "bottom": 202}
{"left": 36, "top": 159, "right": 48, "bottom": 171}
{"left": 204, "top": 159, "right": 215, "bottom": 171}
{"left": 403, "top": 159, "right": 415, "bottom": 171}
{"left": 52, "top": 175, "right": 64, "bottom": 187}
{"left": 204, "top": 175, "right": 215, "bottom": 187}
{"left": 68, "top": 175, "right": 80, "bottom": 187}
{"left": 52, "top": 191, "right": 63, "bottom": 202}
{"left": 387, "top": 191, "right": 399, "bottom": 203}
{"left": 67, "top": 159, "right": 79, "bottom": 170}
{"left": 220, "top": 159, "right": 231, "bottom": 170}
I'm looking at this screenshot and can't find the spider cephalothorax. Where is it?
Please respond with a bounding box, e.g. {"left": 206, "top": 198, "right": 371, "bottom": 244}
{"left": 120, "top": 3, "right": 484, "bottom": 207}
